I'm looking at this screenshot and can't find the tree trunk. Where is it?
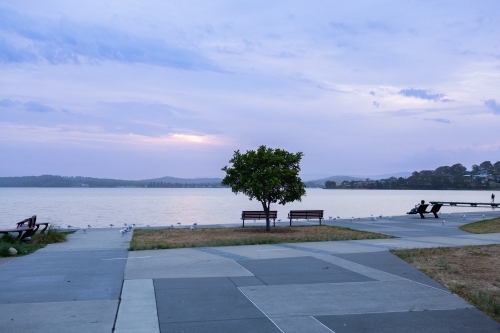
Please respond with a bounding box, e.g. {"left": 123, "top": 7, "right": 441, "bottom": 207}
{"left": 262, "top": 201, "right": 270, "bottom": 232}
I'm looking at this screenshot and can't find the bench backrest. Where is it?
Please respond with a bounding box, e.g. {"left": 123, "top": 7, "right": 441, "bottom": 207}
{"left": 430, "top": 204, "right": 442, "bottom": 213}
{"left": 289, "top": 210, "right": 324, "bottom": 218}
{"left": 416, "top": 204, "right": 429, "bottom": 213}
{"left": 241, "top": 211, "right": 277, "bottom": 218}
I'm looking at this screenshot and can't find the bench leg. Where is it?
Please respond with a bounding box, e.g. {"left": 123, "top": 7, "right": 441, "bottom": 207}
{"left": 273, "top": 219, "right": 275, "bottom": 227}
{"left": 319, "top": 218, "right": 322, "bottom": 226}
{"left": 419, "top": 213, "right": 425, "bottom": 219}
{"left": 39, "top": 224, "right": 49, "bottom": 234}
{"left": 433, "top": 212, "right": 439, "bottom": 218}
{"left": 242, "top": 220, "right": 245, "bottom": 228}
{"left": 290, "top": 219, "right": 292, "bottom": 226}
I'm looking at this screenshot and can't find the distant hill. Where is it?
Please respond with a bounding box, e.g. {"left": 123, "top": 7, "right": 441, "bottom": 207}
{"left": 0, "top": 175, "right": 224, "bottom": 187}
{"left": 145, "top": 176, "right": 223, "bottom": 184}
{"left": 305, "top": 175, "right": 364, "bottom": 187}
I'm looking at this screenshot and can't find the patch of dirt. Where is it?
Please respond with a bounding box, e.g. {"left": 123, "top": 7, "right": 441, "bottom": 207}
{"left": 392, "top": 244, "right": 500, "bottom": 322}
{"left": 234, "top": 227, "right": 299, "bottom": 234}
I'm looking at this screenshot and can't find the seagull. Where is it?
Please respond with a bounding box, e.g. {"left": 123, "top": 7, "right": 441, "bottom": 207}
{"left": 132, "top": 223, "right": 136, "bottom": 227}
{"left": 83, "top": 227, "right": 87, "bottom": 234}
{"left": 329, "top": 216, "right": 333, "bottom": 220}
{"left": 379, "top": 215, "right": 382, "bottom": 218}
{"left": 124, "top": 223, "right": 127, "bottom": 226}
{"left": 190, "top": 225, "right": 196, "bottom": 231}
{"left": 170, "top": 224, "right": 174, "bottom": 228}
{"left": 193, "top": 222, "right": 197, "bottom": 226}
{"left": 350, "top": 217, "right": 354, "bottom": 222}
{"left": 337, "top": 216, "right": 340, "bottom": 219}
{"left": 87, "top": 224, "right": 92, "bottom": 228}
{"left": 448, "top": 213, "right": 451, "bottom": 217}
{"left": 67, "top": 224, "right": 72, "bottom": 229}
{"left": 482, "top": 214, "right": 485, "bottom": 219}
{"left": 109, "top": 224, "right": 114, "bottom": 227}
{"left": 389, "top": 216, "right": 393, "bottom": 219}
{"left": 176, "top": 222, "right": 181, "bottom": 226}
{"left": 120, "top": 229, "right": 126, "bottom": 236}
{"left": 147, "top": 224, "right": 150, "bottom": 227}
{"left": 442, "top": 220, "right": 445, "bottom": 225}
{"left": 277, "top": 219, "right": 281, "bottom": 222}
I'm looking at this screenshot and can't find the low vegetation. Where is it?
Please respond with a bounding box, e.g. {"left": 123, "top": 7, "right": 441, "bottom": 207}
{"left": 0, "top": 226, "right": 69, "bottom": 257}
{"left": 392, "top": 245, "right": 500, "bottom": 322}
{"left": 460, "top": 217, "right": 500, "bottom": 234}
{"left": 129, "top": 225, "right": 394, "bottom": 251}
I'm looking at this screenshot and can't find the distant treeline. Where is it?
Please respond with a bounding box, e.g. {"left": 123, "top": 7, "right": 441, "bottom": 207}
{"left": 326, "top": 161, "right": 500, "bottom": 190}
{"left": 0, "top": 175, "right": 226, "bottom": 188}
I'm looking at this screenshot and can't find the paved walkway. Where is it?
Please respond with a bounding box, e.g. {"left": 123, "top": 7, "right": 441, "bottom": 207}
{"left": 1, "top": 210, "right": 500, "bottom": 332}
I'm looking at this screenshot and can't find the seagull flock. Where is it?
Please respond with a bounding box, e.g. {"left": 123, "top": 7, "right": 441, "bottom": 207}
{"left": 63, "top": 209, "right": 488, "bottom": 236}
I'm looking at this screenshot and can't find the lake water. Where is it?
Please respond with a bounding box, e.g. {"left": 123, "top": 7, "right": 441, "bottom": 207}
{"left": 0, "top": 188, "right": 498, "bottom": 229}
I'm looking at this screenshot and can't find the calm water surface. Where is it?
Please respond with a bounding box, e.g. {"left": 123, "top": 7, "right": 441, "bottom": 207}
{"left": 0, "top": 188, "right": 497, "bottom": 229}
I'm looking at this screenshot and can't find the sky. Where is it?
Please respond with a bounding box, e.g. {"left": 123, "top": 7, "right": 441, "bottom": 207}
{"left": 0, "top": 0, "right": 499, "bottom": 180}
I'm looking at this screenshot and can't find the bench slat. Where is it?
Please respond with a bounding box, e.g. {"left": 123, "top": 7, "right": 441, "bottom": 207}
{"left": 241, "top": 211, "right": 278, "bottom": 227}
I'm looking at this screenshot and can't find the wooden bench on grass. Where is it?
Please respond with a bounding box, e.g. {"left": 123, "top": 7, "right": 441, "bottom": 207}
{"left": 0, "top": 216, "right": 36, "bottom": 240}
{"left": 288, "top": 210, "right": 324, "bottom": 226}
{"left": 241, "top": 211, "right": 277, "bottom": 227}
{"left": 16, "top": 215, "right": 49, "bottom": 233}
{"left": 407, "top": 204, "right": 443, "bottom": 218}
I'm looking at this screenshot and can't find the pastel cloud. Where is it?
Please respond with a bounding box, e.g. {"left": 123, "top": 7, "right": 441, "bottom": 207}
{"left": 398, "top": 88, "right": 445, "bottom": 102}
{"left": 0, "top": 4, "right": 216, "bottom": 70}
{"left": 485, "top": 99, "right": 500, "bottom": 115}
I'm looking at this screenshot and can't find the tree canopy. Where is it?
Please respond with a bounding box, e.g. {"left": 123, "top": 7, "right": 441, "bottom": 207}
{"left": 221, "top": 145, "right": 306, "bottom": 231}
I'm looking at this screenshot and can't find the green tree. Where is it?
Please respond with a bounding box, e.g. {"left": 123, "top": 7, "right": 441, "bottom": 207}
{"left": 325, "top": 180, "right": 336, "bottom": 189}
{"left": 221, "top": 145, "right": 306, "bottom": 231}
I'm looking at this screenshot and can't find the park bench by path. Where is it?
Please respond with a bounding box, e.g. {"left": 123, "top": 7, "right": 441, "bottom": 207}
{"left": 241, "top": 211, "right": 278, "bottom": 227}
{"left": 288, "top": 210, "right": 324, "bottom": 226}
{"left": 0, "top": 216, "right": 36, "bottom": 240}
{"left": 16, "top": 215, "right": 49, "bottom": 233}
{"left": 407, "top": 204, "right": 442, "bottom": 218}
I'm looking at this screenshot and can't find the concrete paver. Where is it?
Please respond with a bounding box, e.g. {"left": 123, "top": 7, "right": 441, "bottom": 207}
{"left": 115, "top": 279, "right": 159, "bottom": 333}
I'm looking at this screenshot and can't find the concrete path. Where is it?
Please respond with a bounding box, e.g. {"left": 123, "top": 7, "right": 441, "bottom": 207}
{"left": 0, "top": 228, "right": 131, "bottom": 333}
{"left": 1, "top": 209, "right": 500, "bottom": 332}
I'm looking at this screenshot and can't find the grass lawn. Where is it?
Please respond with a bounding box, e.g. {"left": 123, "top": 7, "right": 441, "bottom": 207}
{"left": 129, "top": 225, "right": 394, "bottom": 251}
{"left": 0, "top": 227, "right": 69, "bottom": 257}
{"left": 392, "top": 245, "right": 500, "bottom": 322}
{"left": 460, "top": 217, "right": 500, "bottom": 234}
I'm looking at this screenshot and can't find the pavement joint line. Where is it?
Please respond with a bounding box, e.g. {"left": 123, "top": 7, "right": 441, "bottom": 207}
{"left": 102, "top": 256, "right": 151, "bottom": 260}
{"left": 112, "top": 279, "right": 124, "bottom": 332}
{"left": 451, "top": 235, "right": 500, "bottom": 243}
{"left": 276, "top": 243, "right": 340, "bottom": 255}
{"left": 310, "top": 315, "right": 336, "bottom": 333}
{"left": 237, "top": 288, "right": 285, "bottom": 333}
{"left": 196, "top": 247, "right": 250, "bottom": 260}
{"left": 257, "top": 249, "right": 293, "bottom": 251}
{"left": 236, "top": 262, "right": 255, "bottom": 276}
{"left": 402, "top": 237, "right": 481, "bottom": 247}
{"left": 347, "top": 241, "right": 397, "bottom": 249}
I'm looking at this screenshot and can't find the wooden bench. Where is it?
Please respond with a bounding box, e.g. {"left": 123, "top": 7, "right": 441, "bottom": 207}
{"left": 407, "top": 204, "right": 442, "bottom": 218}
{"left": 0, "top": 216, "right": 36, "bottom": 240}
{"left": 16, "top": 215, "right": 49, "bottom": 233}
{"left": 241, "top": 211, "right": 277, "bottom": 227}
{"left": 288, "top": 210, "right": 324, "bottom": 225}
